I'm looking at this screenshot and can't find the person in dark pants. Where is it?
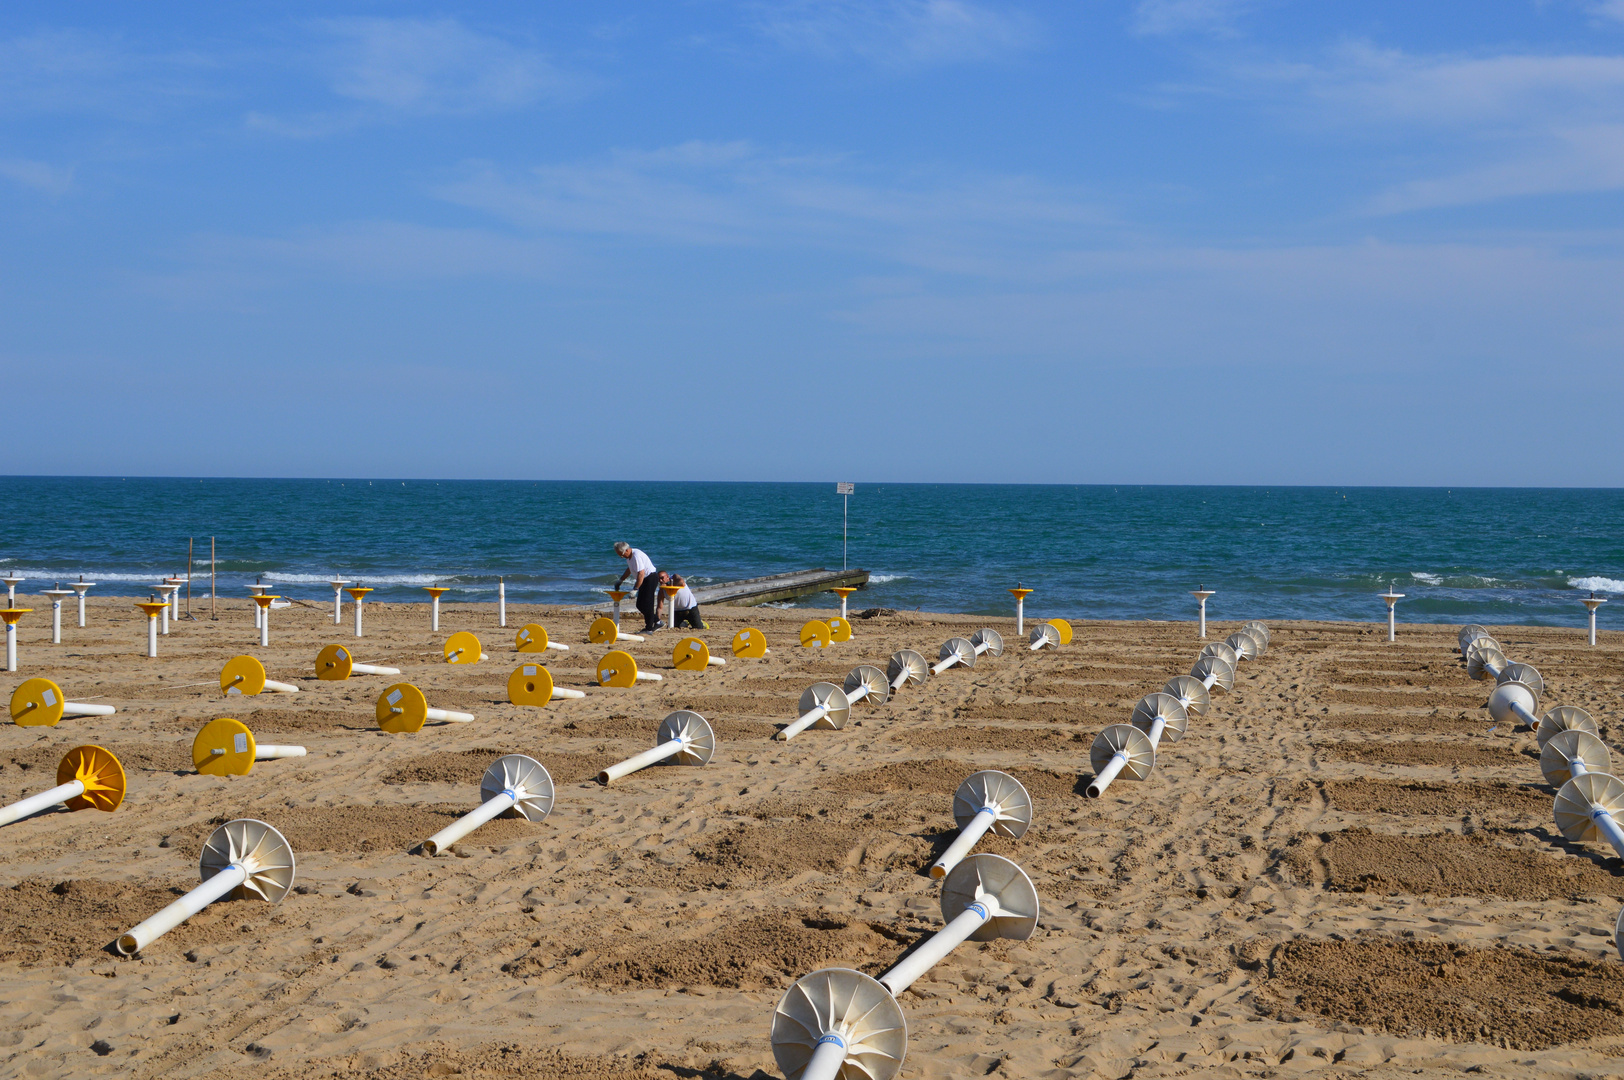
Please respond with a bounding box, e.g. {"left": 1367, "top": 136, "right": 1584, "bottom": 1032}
{"left": 614, "top": 541, "right": 661, "bottom": 631}
{"left": 669, "top": 574, "right": 704, "bottom": 629}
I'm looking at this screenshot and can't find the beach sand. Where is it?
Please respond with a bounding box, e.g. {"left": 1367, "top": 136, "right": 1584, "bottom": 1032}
{"left": 1, "top": 594, "right": 1622, "bottom": 1079}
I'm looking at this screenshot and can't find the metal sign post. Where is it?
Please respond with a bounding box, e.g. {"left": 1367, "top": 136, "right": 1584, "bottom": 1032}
{"left": 836, "top": 482, "right": 853, "bottom": 570}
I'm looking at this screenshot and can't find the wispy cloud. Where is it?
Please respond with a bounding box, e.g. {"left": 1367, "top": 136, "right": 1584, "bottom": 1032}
{"left": 751, "top": 0, "right": 1037, "bottom": 67}
{"left": 0, "top": 159, "right": 74, "bottom": 197}
{"left": 314, "top": 18, "right": 589, "bottom": 115}
{"left": 1129, "top": 0, "right": 1257, "bottom": 37}
{"left": 0, "top": 29, "right": 212, "bottom": 117}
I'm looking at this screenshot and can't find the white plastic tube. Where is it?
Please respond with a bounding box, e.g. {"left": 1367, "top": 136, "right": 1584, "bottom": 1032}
{"left": 423, "top": 789, "right": 516, "bottom": 855}
{"left": 890, "top": 667, "right": 911, "bottom": 690}
{"left": 161, "top": 596, "right": 171, "bottom": 635}
{"left": 1199, "top": 670, "right": 1218, "bottom": 690}
{"left": 1142, "top": 716, "right": 1168, "bottom": 749}
{"left": 50, "top": 598, "right": 62, "bottom": 644}
{"left": 146, "top": 615, "right": 158, "bottom": 658}
{"left": 256, "top": 745, "right": 307, "bottom": 760}
{"left": 1590, "top": 805, "right": 1624, "bottom": 859}
{"left": 1510, "top": 701, "right": 1537, "bottom": 729}
{"left": 264, "top": 678, "right": 299, "bottom": 694}
{"left": 426, "top": 707, "right": 475, "bottom": 724}
{"left": 116, "top": 864, "right": 247, "bottom": 955}
{"left": 5, "top": 623, "right": 15, "bottom": 672}
{"left": 354, "top": 595, "right": 364, "bottom": 638}
{"left": 777, "top": 705, "right": 830, "bottom": 742}
{"left": 547, "top": 640, "right": 569, "bottom": 653}
{"left": 846, "top": 684, "right": 875, "bottom": 705}
{"left": 1088, "top": 751, "right": 1131, "bottom": 798}
{"left": 931, "top": 656, "right": 962, "bottom": 676}
{"left": 351, "top": 662, "right": 400, "bottom": 676}
{"left": 64, "top": 701, "right": 116, "bottom": 718}
{"left": 1015, "top": 595, "right": 1024, "bottom": 635}
{"left": 552, "top": 687, "right": 587, "bottom": 700}
{"left": 332, "top": 583, "right": 345, "bottom": 624}
{"left": 498, "top": 579, "right": 506, "bottom": 627}
{"left": 430, "top": 594, "right": 441, "bottom": 631}
{"left": 879, "top": 902, "right": 990, "bottom": 996}
{"left": 599, "top": 738, "right": 687, "bottom": 783}
{"left": 0, "top": 779, "right": 85, "bottom": 828}
{"left": 1197, "top": 596, "right": 1207, "bottom": 639}
{"left": 799, "top": 1036, "right": 851, "bottom": 1080}
{"left": 929, "top": 807, "right": 996, "bottom": 880}
{"left": 601, "top": 662, "right": 660, "bottom": 682}
{"left": 260, "top": 606, "right": 270, "bottom": 648}
{"left": 73, "top": 585, "right": 92, "bottom": 628}
{"left": 1567, "top": 755, "right": 1592, "bottom": 779}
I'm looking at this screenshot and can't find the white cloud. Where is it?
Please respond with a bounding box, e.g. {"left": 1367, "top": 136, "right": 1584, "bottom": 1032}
{"left": 313, "top": 17, "right": 588, "bottom": 115}
{"left": 752, "top": 0, "right": 1037, "bottom": 67}
{"left": 1367, "top": 124, "right": 1624, "bottom": 213}
{"left": 1130, "top": 0, "right": 1257, "bottom": 37}
{"left": 0, "top": 159, "right": 74, "bottom": 197}
{"left": 0, "top": 29, "right": 211, "bottom": 117}
{"left": 1592, "top": 1, "right": 1624, "bottom": 22}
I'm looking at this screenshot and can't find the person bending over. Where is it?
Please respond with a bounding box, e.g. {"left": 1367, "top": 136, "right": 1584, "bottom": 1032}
{"left": 669, "top": 573, "right": 705, "bottom": 630}
{"left": 614, "top": 541, "right": 661, "bottom": 632}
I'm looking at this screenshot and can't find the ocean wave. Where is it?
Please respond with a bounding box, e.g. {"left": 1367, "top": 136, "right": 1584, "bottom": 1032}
{"left": 866, "top": 574, "right": 907, "bottom": 584}
{"left": 1569, "top": 576, "right": 1624, "bottom": 594}
{"left": 264, "top": 572, "right": 442, "bottom": 586}
{"left": 1410, "top": 572, "right": 1443, "bottom": 585}
{"left": 0, "top": 569, "right": 182, "bottom": 583}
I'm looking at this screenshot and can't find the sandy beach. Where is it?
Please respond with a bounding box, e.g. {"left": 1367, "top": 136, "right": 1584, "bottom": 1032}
{"left": 2, "top": 594, "right": 1623, "bottom": 1080}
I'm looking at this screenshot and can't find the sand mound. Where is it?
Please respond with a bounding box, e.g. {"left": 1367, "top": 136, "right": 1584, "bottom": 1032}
{"left": 890, "top": 725, "right": 1087, "bottom": 753}
{"left": 158, "top": 707, "right": 372, "bottom": 733}
{"left": 1279, "top": 828, "right": 1624, "bottom": 899}
{"left": 1318, "top": 712, "right": 1488, "bottom": 734}
{"left": 675, "top": 820, "right": 862, "bottom": 885}
{"left": 1316, "top": 741, "right": 1523, "bottom": 768}
{"left": 1258, "top": 937, "right": 1624, "bottom": 1049}
{"left": 1282, "top": 779, "right": 1547, "bottom": 816}
{"left": 2, "top": 741, "right": 187, "bottom": 774}
{"left": 381, "top": 750, "right": 608, "bottom": 786}
{"left": 504, "top": 909, "right": 923, "bottom": 989}
{"left": 654, "top": 694, "right": 778, "bottom": 717}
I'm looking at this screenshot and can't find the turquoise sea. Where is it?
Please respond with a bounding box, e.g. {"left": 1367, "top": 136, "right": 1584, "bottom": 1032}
{"left": 3, "top": 478, "right": 1621, "bottom": 629}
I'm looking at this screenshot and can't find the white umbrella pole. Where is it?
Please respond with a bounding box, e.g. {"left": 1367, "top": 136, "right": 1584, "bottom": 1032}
{"left": 422, "top": 790, "right": 517, "bottom": 855}
{"left": 116, "top": 865, "right": 247, "bottom": 955}
{"left": 598, "top": 738, "right": 686, "bottom": 783}
{"left": 498, "top": 579, "right": 506, "bottom": 627}
{"left": 0, "top": 780, "right": 85, "bottom": 827}
{"left": 425, "top": 707, "right": 475, "bottom": 724}
{"left": 878, "top": 903, "right": 990, "bottom": 996}
{"left": 776, "top": 705, "right": 829, "bottom": 742}
{"left": 929, "top": 808, "right": 996, "bottom": 880}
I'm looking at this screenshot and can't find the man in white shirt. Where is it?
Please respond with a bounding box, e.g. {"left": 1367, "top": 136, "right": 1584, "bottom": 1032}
{"left": 614, "top": 542, "right": 662, "bottom": 631}
{"left": 668, "top": 573, "right": 704, "bottom": 629}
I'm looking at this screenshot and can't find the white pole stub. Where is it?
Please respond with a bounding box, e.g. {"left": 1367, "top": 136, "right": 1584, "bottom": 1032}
{"left": 421, "top": 755, "right": 553, "bottom": 856}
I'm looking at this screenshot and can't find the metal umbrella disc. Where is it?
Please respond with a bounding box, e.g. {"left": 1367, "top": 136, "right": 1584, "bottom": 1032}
{"left": 1498, "top": 662, "right": 1544, "bottom": 698}
{"left": 1487, "top": 681, "right": 1539, "bottom": 727}
{"left": 588, "top": 616, "right": 621, "bottom": 644}
{"left": 220, "top": 654, "right": 269, "bottom": 696}
{"left": 1130, "top": 693, "right": 1190, "bottom": 744}
{"left": 377, "top": 682, "right": 429, "bottom": 733}
{"left": 507, "top": 664, "right": 557, "bottom": 707}
{"left": 10, "top": 677, "right": 67, "bottom": 727}
{"left": 953, "top": 770, "right": 1033, "bottom": 838}
{"left": 1089, "top": 724, "right": 1156, "bottom": 783}
{"left": 1240, "top": 621, "right": 1270, "bottom": 647}
{"left": 942, "top": 853, "right": 1040, "bottom": 942}
{"left": 515, "top": 623, "right": 550, "bottom": 652}
{"left": 201, "top": 819, "right": 296, "bottom": 903}
{"left": 1161, "top": 675, "right": 1211, "bottom": 717}
{"left": 1225, "top": 631, "right": 1261, "bottom": 661}
{"left": 1198, "top": 641, "right": 1238, "bottom": 668}
{"left": 192, "top": 718, "right": 258, "bottom": 776}
{"left": 1190, "top": 655, "right": 1235, "bottom": 692}
{"left": 971, "top": 628, "right": 1004, "bottom": 657}
{"left": 771, "top": 969, "right": 907, "bottom": 1080}
{"left": 1466, "top": 645, "right": 1509, "bottom": 682}
{"left": 1553, "top": 772, "right": 1624, "bottom": 843}
{"left": 828, "top": 617, "right": 853, "bottom": 642}
{"left": 1540, "top": 730, "right": 1612, "bottom": 789}
{"left": 479, "top": 754, "right": 555, "bottom": 821}
{"left": 443, "top": 631, "right": 482, "bottom": 665}
{"left": 888, "top": 649, "right": 928, "bottom": 687}
{"left": 844, "top": 664, "right": 890, "bottom": 706}
{"left": 1029, "top": 623, "right": 1060, "bottom": 649}
{"left": 1538, "top": 706, "right": 1598, "bottom": 748}
{"left": 732, "top": 627, "right": 768, "bottom": 658}
{"left": 656, "top": 710, "right": 715, "bottom": 766}
{"left": 939, "top": 637, "right": 977, "bottom": 669}
{"left": 798, "top": 682, "right": 851, "bottom": 729}
{"left": 57, "top": 745, "right": 126, "bottom": 812}
{"left": 1457, "top": 624, "right": 1488, "bottom": 648}
{"left": 315, "top": 643, "right": 354, "bottom": 681}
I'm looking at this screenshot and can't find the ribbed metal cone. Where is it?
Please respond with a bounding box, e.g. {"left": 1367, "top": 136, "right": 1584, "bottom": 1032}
{"left": 1090, "top": 724, "right": 1155, "bottom": 783}
{"left": 1487, "top": 680, "right": 1538, "bottom": 727}
{"left": 970, "top": 628, "right": 1004, "bottom": 657}
{"left": 657, "top": 710, "right": 716, "bottom": 766}
{"left": 941, "top": 853, "right": 1039, "bottom": 942}
{"left": 1225, "top": 631, "right": 1261, "bottom": 660}
{"left": 481, "top": 754, "right": 555, "bottom": 820}
{"left": 952, "top": 770, "right": 1033, "bottom": 838}
{"left": 1161, "top": 675, "right": 1211, "bottom": 716}
{"left": 1198, "top": 641, "right": 1238, "bottom": 668}
{"left": 1537, "top": 706, "right": 1598, "bottom": 748}
{"left": 887, "top": 649, "right": 928, "bottom": 687}
{"left": 1190, "top": 655, "right": 1235, "bottom": 692}
{"left": 1499, "top": 662, "right": 1544, "bottom": 698}
{"left": 1130, "top": 692, "right": 1190, "bottom": 744}
{"left": 1553, "top": 772, "right": 1624, "bottom": 842}
{"left": 772, "top": 969, "right": 907, "bottom": 1080}
{"left": 1466, "top": 645, "right": 1509, "bottom": 681}
{"left": 1540, "top": 730, "right": 1612, "bottom": 789}
{"left": 844, "top": 665, "right": 890, "bottom": 706}
{"left": 799, "top": 682, "right": 851, "bottom": 729}
{"left": 200, "top": 819, "right": 296, "bottom": 903}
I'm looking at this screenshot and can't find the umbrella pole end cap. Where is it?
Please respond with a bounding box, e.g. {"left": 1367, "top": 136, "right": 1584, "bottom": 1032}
{"left": 420, "top": 840, "right": 440, "bottom": 857}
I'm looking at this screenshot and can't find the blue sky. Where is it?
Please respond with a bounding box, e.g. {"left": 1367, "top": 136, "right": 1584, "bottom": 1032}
{"left": 4, "top": 2, "right": 1623, "bottom": 485}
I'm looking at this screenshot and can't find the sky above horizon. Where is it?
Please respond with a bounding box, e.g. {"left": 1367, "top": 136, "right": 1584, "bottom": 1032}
{"left": 4, "top": 2, "right": 1624, "bottom": 486}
